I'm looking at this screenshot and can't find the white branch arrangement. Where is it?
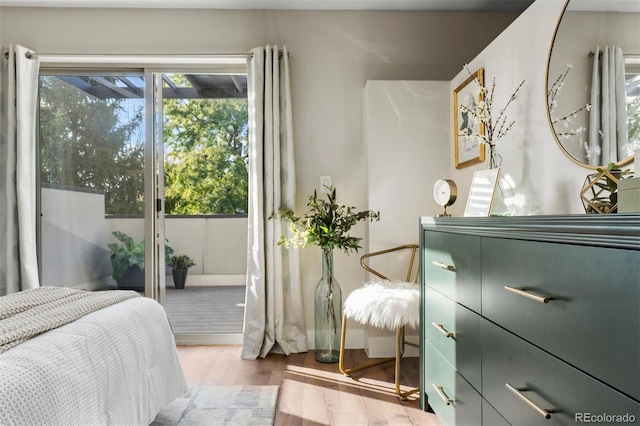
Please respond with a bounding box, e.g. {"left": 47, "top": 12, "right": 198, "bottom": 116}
{"left": 459, "top": 64, "right": 526, "bottom": 150}
{"left": 548, "top": 63, "right": 591, "bottom": 141}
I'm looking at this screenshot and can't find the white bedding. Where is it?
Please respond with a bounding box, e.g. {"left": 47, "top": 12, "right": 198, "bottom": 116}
{"left": 0, "top": 296, "right": 187, "bottom": 426}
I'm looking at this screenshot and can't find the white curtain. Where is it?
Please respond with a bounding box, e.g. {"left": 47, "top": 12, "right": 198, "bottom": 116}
{"left": 0, "top": 45, "right": 41, "bottom": 296}
{"left": 241, "top": 46, "right": 308, "bottom": 359}
{"left": 588, "top": 46, "right": 628, "bottom": 165}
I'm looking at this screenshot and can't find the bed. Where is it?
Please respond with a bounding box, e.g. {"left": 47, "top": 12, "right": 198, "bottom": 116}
{"left": 0, "top": 287, "right": 187, "bottom": 426}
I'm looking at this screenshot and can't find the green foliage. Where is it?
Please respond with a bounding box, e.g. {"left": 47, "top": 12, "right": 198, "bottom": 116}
{"left": 169, "top": 255, "right": 195, "bottom": 269}
{"left": 627, "top": 97, "right": 640, "bottom": 150}
{"left": 163, "top": 88, "right": 249, "bottom": 215}
{"left": 39, "top": 74, "right": 249, "bottom": 216}
{"left": 108, "top": 231, "right": 174, "bottom": 280}
{"left": 108, "top": 231, "right": 145, "bottom": 280}
{"left": 39, "top": 76, "right": 145, "bottom": 214}
{"left": 274, "top": 186, "right": 380, "bottom": 253}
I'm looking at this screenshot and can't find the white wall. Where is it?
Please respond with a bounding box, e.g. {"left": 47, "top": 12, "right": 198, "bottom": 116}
{"left": 362, "top": 80, "right": 449, "bottom": 356}
{"left": 0, "top": 6, "right": 519, "bottom": 345}
{"left": 365, "top": 81, "right": 449, "bottom": 252}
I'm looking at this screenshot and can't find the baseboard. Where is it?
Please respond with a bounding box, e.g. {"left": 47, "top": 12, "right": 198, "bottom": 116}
{"left": 306, "top": 328, "right": 364, "bottom": 350}
{"left": 364, "top": 332, "right": 419, "bottom": 358}
{"left": 177, "top": 274, "right": 246, "bottom": 287}
{"left": 174, "top": 333, "right": 243, "bottom": 345}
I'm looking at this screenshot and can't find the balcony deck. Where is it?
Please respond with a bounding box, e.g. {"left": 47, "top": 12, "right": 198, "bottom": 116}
{"left": 164, "top": 286, "right": 245, "bottom": 335}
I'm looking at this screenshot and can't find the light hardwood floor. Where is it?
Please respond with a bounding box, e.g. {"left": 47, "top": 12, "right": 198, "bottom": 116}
{"left": 176, "top": 345, "right": 442, "bottom": 425}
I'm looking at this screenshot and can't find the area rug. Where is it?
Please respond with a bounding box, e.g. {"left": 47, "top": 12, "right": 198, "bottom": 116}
{"left": 151, "top": 385, "right": 280, "bottom": 426}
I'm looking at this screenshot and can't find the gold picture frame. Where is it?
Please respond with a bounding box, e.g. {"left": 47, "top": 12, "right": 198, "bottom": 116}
{"left": 454, "top": 68, "right": 485, "bottom": 169}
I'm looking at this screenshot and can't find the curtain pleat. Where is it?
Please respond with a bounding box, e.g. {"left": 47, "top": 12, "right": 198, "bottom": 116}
{"left": 241, "top": 46, "right": 307, "bottom": 359}
{"left": 0, "top": 45, "right": 40, "bottom": 296}
{"left": 588, "top": 46, "right": 628, "bottom": 165}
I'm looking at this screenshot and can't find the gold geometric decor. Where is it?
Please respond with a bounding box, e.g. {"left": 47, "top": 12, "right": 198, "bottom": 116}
{"left": 580, "top": 164, "right": 630, "bottom": 214}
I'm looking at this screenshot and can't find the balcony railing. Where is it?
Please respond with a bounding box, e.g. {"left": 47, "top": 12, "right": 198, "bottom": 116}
{"left": 40, "top": 185, "right": 247, "bottom": 291}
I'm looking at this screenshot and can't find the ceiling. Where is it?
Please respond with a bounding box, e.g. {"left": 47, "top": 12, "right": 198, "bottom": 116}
{"left": 0, "top": 0, "right": 536, "bottom": 12}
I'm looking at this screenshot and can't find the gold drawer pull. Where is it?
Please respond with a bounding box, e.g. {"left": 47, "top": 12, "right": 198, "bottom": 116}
{"left": 432, "top": 322, "right": 454, "bottom": 338}
{"left": 504, "top": 286, "right": 552, "bottom": 304}
{"left": 506, "top": 383, "right": 554, "bottom": 419}
{"left": 432, "top": 260, "right": 455, "bottom": 271}
{"left": 432, "top": 384, "right": 453, "bottom": 405}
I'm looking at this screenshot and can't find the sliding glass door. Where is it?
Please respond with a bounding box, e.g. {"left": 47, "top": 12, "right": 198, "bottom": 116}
{"left": 38, "top": 72, "right": 149, "bottom": 294}
{"left": 38, "top": 64, "right": 248, "bottom": 343}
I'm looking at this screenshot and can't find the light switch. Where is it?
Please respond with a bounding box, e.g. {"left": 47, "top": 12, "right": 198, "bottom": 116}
{"left": 320, "top": 176, "right": 332, "bottom": 193}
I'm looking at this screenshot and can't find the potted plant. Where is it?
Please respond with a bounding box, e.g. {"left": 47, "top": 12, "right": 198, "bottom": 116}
{"left": 108, "top": 231, "right": 174, "bottom": 291}
{"left": 169, "top": 255, "right": 195, "bottom": 289}
{"left": 273, "top": 186, "right": 379, "bottom": 362}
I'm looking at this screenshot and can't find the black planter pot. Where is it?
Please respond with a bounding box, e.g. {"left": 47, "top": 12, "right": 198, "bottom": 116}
{"left": 116, "top": 265, "right": 145, "bottom": 291}
{"left": 172, "top": 268, "right": 189, "bottom": 289}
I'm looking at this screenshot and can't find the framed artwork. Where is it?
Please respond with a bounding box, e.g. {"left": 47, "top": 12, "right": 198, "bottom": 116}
{"left": 454, "top": 68, "right": 485, "bottom": 169}
{"left": 464, "top": 168, "right": 500, "bottom": 217}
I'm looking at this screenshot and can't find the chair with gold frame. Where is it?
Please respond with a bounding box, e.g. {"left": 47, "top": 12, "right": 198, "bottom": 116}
{"left": 338, "top": 244, "right": 420, "bottom": 400}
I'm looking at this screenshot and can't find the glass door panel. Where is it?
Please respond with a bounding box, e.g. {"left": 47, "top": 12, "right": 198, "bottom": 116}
{"left": 159, "top": 72, "right": 248, "bottom": 343}
{"left": 38, "top": 73, "right": 148, "bottom": 293}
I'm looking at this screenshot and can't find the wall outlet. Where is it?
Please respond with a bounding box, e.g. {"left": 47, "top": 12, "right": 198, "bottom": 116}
{"left": 320, "top": 176, "right": 332, "bottom": 193}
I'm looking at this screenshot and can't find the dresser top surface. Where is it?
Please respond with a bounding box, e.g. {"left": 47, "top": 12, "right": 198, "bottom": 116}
{"left": 420, "top": 214, "right": 640, "bottom": 250}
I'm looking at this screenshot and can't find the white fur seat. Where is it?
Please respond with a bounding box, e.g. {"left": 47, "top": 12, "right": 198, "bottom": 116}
{"left": 343, "top": 280, "right": 420, "bottom": 331}
{"left": 338, "top": 244, "right": 420, "bottom": 400}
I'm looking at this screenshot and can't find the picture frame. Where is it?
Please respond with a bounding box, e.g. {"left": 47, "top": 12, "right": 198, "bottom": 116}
{"left": 464, "top": 168, "right": 500, "bottom": 217}
{"left": 454, "top": 68, "right": 485, "bottom": 169}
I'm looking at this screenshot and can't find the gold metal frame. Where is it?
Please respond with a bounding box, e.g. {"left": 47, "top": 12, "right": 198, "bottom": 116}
{"left": 338, "top": 244, "right": 420, "bottom": 400}
{"left": 454, "top": 68, "right": 485, "bottom": 169}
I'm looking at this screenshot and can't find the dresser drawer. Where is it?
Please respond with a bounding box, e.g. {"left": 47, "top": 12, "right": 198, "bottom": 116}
{"left": 482, "top": 237, "right": 640, "bottom": 400}
{"left": 482, "top": 319, "right": 640, "bottom": 425}
{"left": 425, "top": 341, "right": 482, "bottom": 426}
{"left": 423, "top": 231, "right": 481, "bottom": 313}
{"left": 482, "top": 399, "right": 509, "bottom": 426}
{"left": 425, "top": 286, "right": 482, "bottom": 392}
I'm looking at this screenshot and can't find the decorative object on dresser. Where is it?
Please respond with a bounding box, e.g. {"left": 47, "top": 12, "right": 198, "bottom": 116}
{"left": 619, "top": 177, "right": 640, "bottom": 213}
{"left": 464, "top": 168, "right": 501, "bottom": 217}
{"left": 580, "top": 163, "right": 632, "bottom": 214}
{"left": 433, "top": 179, "right": 458, "bottom": 217}
{"left": 273, "top": 186, "right": 379, "bottom": 363}
{"left": 339, "top": 244, "right": 420, "bottom": 400}
{"left": 419, "top": 215, "right": 640, "bottom": 425}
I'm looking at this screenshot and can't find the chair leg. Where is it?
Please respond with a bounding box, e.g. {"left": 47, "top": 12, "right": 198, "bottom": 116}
{"left": 395, "top": 325, "right": 419, "bottom": 401}
{"left": 339, "top": 318, "right": 420, "bottom": 400}
{"left": 339, "top": 314, "right": 394, "bottom": 377}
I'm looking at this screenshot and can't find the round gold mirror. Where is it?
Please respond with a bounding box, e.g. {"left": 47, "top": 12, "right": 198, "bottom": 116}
{"left": 546, "top": 0, "right": 640, "bottom": 169}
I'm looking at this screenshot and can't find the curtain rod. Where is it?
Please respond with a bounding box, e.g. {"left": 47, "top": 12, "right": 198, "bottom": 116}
{"left": 4, "top": 50, "right": 288, "bottom": 61}
{"left": 589, "top": 51, "right": 639, "bottom": 57}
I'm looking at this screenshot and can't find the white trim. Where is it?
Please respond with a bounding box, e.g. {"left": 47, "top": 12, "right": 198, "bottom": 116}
{"left": 37, "top": 54, "right": 248, "bottom": 72}
{"left": 174, "top": 333, "right": 243, "bottom": 345}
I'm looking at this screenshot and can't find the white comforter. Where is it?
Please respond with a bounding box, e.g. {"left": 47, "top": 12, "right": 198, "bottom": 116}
{"left": 0, "top": 296, "right": 187, "bottom": 426}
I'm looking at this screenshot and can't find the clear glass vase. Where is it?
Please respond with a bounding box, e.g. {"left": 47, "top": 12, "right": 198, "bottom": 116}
{"left": 314, "top": 248, "right": 342, "bottom": 363}
{"left": 488, "top": 144, "right": 502, "bottom": 169}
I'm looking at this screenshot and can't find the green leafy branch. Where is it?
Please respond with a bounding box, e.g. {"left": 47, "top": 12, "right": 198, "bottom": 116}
{"left": 273, "top": 186, "right": 380, "bottom": 253}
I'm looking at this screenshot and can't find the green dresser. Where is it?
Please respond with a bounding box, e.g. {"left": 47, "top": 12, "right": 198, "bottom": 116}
{"left": 419, "top": 215, "right": 640, "bottom": 426}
